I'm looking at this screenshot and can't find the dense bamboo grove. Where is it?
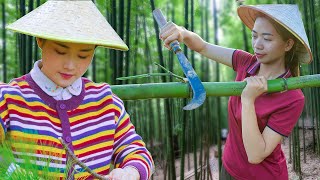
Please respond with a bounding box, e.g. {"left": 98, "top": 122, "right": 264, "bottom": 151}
{"left": 0, "top": 0, "right": 319, "bottom": 179}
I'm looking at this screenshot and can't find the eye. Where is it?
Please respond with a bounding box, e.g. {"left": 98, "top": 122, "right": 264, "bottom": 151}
{"left": 252, "top": 34, "right": 257, "bottom": 39}
{"left": 55, "top": 49, "right": 66, "bottom": 55}
{"left": 78, "top": 55, "right": 88, "bottom": 59}
{"left": 264, "top": 38, "right": 271, "bottom": 41}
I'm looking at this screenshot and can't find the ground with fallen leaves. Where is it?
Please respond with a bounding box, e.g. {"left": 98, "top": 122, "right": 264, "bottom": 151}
{"left": 153, "top": 129, "right": 320, "bottom": 180}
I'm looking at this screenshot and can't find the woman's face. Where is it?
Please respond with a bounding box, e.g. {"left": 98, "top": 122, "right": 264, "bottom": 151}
{"left": 252, "top": 17, "right": 293, "bottom": 65}
{"left": 37, "top": 39, "right": 95, "bottom": 88}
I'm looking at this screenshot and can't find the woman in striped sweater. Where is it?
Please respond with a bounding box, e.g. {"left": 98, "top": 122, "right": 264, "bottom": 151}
{"left": 1, "top": 1, "right": 153, "bottom": 179}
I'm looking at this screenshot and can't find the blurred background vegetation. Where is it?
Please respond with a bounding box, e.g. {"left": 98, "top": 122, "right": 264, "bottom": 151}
{"left": 0, "top": 0, "right": 319, "bottom": 179}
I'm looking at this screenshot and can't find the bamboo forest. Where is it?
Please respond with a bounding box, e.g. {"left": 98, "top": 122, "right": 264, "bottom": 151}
{"left": 0, "top": 0, "right": 320, "bottom": 179}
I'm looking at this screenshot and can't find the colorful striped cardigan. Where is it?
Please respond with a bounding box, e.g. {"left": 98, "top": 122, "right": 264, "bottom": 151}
{"left": 0, "top": 74, "right": 154, "bottom": 179}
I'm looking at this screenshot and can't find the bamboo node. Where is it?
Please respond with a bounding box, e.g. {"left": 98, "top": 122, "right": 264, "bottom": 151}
{"left": 281, "top": 77, "right": 288, "bottom": 93}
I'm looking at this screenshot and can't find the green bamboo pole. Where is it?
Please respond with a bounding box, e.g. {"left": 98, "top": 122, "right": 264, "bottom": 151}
{"left": 111, "top": 74, "right": 320, "bottom": 100}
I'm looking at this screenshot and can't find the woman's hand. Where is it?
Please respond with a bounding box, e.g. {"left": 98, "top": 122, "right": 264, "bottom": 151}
{"left": 241, "top": 76, "right": 268, "bottom": 102}
{"left": 105, "top": 167, "right": 140, "bottom": 180}
{"left": 159, "top": 22, "right": 206, "bottom": 52}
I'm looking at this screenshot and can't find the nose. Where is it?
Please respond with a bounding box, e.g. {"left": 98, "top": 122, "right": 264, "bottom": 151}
{"left": 253, "top": 38, "right": 263, "bottom": 50}
{"left": 63, "top": 58, "right": 76, "bottom": 70}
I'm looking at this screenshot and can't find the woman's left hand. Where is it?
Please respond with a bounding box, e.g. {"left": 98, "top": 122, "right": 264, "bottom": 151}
{"left": 241, "top": 76, "right": 268, "bottom": 102}
{"left": 105, "top": 167, "right": 140, "bottom": 180}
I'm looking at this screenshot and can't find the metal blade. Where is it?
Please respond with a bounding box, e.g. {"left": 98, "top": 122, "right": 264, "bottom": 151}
{"left": 153, "top": 9, "right": 206, "bottom": 110}
{"left": 175, "top": 52, "right": 206, "bottom": 110}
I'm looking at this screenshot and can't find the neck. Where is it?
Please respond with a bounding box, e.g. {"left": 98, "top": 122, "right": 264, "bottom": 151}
{"left": 257, "top": 61, "right": 286, "bottom": 80}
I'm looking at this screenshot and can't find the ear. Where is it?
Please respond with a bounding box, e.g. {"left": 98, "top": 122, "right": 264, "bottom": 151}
{"left": 36, "top": 38, "right": 44, "bottom": 49}
{"left": 285, "top": 39, "right": 294, "bottom": 52}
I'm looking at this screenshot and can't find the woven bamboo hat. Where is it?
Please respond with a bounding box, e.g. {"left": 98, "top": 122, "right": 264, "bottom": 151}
{"left": 6, "top": 0, "right": 128, "bottom": 51}
{"left": 237, "top": 4, "right": 312, "bottom": 63}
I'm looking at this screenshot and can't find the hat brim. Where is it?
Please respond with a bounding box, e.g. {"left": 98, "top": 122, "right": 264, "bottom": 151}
{"left": 237, "top": 5, "right": 312, "bottom": 64}
{"left": 7, "top": 27, "right": 129, "bottom": 51}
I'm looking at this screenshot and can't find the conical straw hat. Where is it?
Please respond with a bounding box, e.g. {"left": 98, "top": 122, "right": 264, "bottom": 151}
{"left": 7, "top": 0, "right": 128, "bottom": 51}
{"left": 237, "top": 4, "right": 312, "bottom": 64}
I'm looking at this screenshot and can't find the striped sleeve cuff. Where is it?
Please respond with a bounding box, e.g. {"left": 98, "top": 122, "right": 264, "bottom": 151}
{"left": 123, "top": 161, "right": 150, "bottom": 180}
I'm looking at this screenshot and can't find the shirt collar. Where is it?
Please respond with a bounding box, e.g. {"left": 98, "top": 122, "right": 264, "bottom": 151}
{"left": 30, "top": 60, "right": 82, "bottom": 98}
{"left": 246, "top": 60, "right": 291, "bottom": 78}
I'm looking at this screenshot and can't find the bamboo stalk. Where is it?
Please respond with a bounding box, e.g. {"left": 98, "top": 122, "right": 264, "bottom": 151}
{"left": 111, "top": 74, "right": 320, "bottom": 100}
{"left": 2, "top": 1, "right": 7, "bottom": 82}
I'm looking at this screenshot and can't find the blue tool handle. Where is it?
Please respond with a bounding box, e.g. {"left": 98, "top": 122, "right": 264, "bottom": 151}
{"left": 170, "top": 41, "right": 182, "bottom": 54}
{"left": 153, "top": 9, "right": 182, "bottom": 54}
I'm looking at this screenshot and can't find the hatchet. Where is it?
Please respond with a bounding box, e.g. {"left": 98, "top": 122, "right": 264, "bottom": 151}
{"left": 153, "top": 9, "right": 206, "bottom": 110}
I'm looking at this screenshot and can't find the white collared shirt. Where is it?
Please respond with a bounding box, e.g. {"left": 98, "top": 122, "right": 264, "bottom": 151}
{"left": 30, "top": 60, "right": 82, "bottom": 100}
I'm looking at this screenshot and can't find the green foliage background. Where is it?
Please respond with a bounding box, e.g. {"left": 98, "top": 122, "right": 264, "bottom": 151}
{"left": 0, "top": 0, "right": 319, "bottom": 179}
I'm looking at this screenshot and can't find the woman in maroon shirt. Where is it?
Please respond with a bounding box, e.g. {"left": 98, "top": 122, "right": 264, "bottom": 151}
{"left": 160, "top": 4, "right": 312, "bottom": 180}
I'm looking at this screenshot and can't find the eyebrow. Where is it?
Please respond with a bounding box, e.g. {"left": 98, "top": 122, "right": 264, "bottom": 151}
{"left": 252, "top": 30, "right": 273, "bottom": 36}
{"left": 54, "top": 42, "right": 94, "bottom": 52}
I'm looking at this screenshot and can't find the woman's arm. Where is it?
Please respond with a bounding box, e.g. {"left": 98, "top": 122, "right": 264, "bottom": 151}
{"left": 110, "top": 94, "right": 154, "bottom": 180}
{"left": 241, "top": 100, "right": 283, "bottom": 164}
{"left": 241, "top": 76, "right": 283, "bottom": 164}
{"left": 159, "top": 22, "right": 235, "bottom": 68}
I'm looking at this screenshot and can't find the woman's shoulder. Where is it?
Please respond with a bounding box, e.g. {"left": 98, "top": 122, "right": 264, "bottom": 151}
{"left": 283, "top": 88, "right": 304, "bottom": 100}
{"left": 81, "top": 78, "right": 125, "bottom": 107}
{"left": 0, "top": 75, "right": 29, "bottom": 89}
{"left": 273, "top": 87, "right": 303, "bottom": 96}
{"left": 82, "top": 77, "right": 111, "bottom": 89}
{"left": 81, "top": 77, "right": 116, "bottom": 97}
{"left": 0, "top": 75, "right": 33, "bottom": 98}
{"left": 232, "top": 50, "right": 257, "bottom": 72}
{"left": 269, "top": 88, "right": 304, "bottom": 106}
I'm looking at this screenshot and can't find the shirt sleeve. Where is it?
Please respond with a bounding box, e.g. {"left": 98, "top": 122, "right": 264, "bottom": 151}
{"left": 232, "top": 50, "right": 255, "bottom": 72}
{"left": 267, "top": 98, "right": 304, "bottom": 137}
{"left": 0, "top": 85, "right": 9, "bottom": 143}
{"left": 111, "top": 94, "right": 154, "bottom": 180}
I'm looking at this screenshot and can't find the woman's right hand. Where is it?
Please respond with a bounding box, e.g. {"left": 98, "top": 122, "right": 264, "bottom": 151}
{"left": 159, "top": 22, "right": 206, "bottom": 52}
{"left": 105, "top": 167, "right": 140, "bottom": 180}
{"left": 159, "top": 22, "right": 234, "bottom": 68}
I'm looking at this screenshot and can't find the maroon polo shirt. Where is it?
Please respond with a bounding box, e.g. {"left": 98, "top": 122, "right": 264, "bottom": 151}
{"left": 222, "top": 50, "right": 304, "bottom": 180}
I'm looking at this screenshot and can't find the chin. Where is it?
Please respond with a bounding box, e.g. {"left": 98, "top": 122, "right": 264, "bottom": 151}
{"left": 56, "top": 81, "right": 72, "bottom": 88}
{"left": 257, "top": 58, "right": 270, "bottom": 64}
{"left": 256, "top": 58, "right": 264, "bottom": 63}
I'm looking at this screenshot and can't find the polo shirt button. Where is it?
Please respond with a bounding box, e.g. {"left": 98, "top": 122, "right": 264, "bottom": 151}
{"left": 65, "top": 136, "right": 72, "bottom": 143}
{"left": 59, "top": 103, "right": 66, "bottom": 110}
